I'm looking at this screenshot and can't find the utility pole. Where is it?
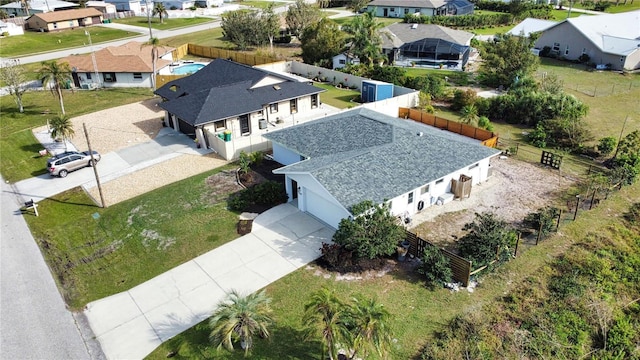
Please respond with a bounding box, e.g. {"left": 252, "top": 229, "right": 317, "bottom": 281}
{"left": 83, "top": 123, "right": 106, "bottom": 208}
{"left": 85, "top": 30, "right": 101, "bottom": 89}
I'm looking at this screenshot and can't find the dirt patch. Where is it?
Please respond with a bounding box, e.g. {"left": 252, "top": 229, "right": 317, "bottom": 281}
{"left": 204, "top": 170, "right": 243, "bottom": 204}
{"left": 410, "top": 157, "right": 576, "bottom": 252}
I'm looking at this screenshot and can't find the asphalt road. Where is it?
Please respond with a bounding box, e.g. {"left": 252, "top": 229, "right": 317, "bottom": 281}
{"left": 0, "top": 176, "right": 101, "bottom": 359}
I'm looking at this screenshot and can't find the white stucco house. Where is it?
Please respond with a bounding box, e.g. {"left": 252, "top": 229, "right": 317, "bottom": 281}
{"left": 104, "top": 0, "right": 142, "bottom": 13}
{"left": 332, "top": 53, "right": 360, "bottom": 70}
{"left": 264, "top": 108, "right": 501, "bottom": 229}
{"left": 154, "top": 59, "right": 327, "bottom": 160}
{"left": 58, "top": 41, "right": 175, "bottom": 89}
{"left": 0, "top": 20, "right": 24, "bottom": 36}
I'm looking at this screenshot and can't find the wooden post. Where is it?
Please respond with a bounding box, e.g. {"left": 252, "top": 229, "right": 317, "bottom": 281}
{"left": 589, "top": 189, "right": 597, "bottom": 210}
{"left": 514, "top": 232, "right": 520, "bottom": 257}
{"left": 573, "top": 195, "right": 580, "bottom": 221}
{"left": 83, "top": 123, "right": 106, "bottom": 208}
{"left": 556, "top": 209, "right": 562, "bottom": 231}
{"left": 536, "top": 219, "right": 544, "bottom": 245}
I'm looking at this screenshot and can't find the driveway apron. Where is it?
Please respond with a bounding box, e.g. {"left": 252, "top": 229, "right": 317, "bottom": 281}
{"left": 83, "top": 204, "right": 335, "bottom": 360}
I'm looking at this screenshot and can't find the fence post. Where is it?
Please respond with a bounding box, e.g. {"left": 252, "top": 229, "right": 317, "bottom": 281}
{"left": 556, "top": 209, "right": 562, "bottom": 231}
{"left": 589, "top": 189, "right": 596, "bottom": 210}
{"left": 514, "top": 232, "right": 520, "bottom": 257}
{"left": 535, "top": 219, "right": 543, "bottom": 245}
{"left": 573, "top": 195, "right": 580, "bottom": 221}
{"left": 515, "top": 143, "right": 519, "bottom": 155}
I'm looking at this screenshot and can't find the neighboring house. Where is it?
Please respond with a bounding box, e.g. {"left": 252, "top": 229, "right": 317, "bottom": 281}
{"left": 381, "top": 22, "right": 474, "bottom": 70}
{"left": 154, "top": 59, "right": 326, "bottom": 160}
{"left": 157, "top": 0, "right": 195, "bottom": 10}
{"left": 86, "top": 1, "right": 117, "bottom": 15}
{"left": 105, "top": 0, "right": 142, "bottom": 13}
{"left": 507, "top": 17, "right": 556, "bottom": 38}
{"left": 264, "top": 107, "right": 501, "bottom": 229}
{"left": 535, "top": 11, "right": 640, "bottom": 71}
{"left": 332, "top": 53, "right": 360, "bottom": 70}
{"left": 25, "top": 8, "right": 103, "bottom": 31}
{"left": 367, "top": 0, "right": 474, "bottom": 18}
{"left": 58, "top": 41, "right": 175, "bottom": 89}
{"left": 0, "top": 20, "right": 24, "bottom": 36}
{"left": 0, "top": 0, "right": 78, "bottom": 16}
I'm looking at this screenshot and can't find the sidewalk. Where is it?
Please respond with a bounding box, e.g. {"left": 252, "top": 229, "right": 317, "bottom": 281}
{"left": 83, "top": 203, "right": 335, "bottom": 360}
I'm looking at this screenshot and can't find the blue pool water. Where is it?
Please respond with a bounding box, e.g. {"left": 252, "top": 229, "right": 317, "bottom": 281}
{"left": 172, "top": 63, "right": 205, "bottom": 75}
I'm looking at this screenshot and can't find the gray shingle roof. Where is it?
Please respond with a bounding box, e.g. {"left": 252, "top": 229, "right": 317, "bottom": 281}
{"left": 154, "top": 59, "right": 325, "bottom": 126}
{"left": 381, "top": 23, "right": 474, "bottom": 49}
{"left": 266, "top": 108, "right": 500, "bottom": 211}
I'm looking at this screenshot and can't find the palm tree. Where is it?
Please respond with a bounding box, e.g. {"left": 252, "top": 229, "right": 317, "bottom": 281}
{"left": 152, "top": 2, "right": 168, "bottom": 24}
{"left": 38, "top": 60, "right": 72, "bottom": 115}
{"left": 142, "top": 37, "right": 160, "bottom": 91}
{"left": 347, "top": 296, "right": 393, "bottom": 359}
{"left": 49, "top": 114, "right": 75, "bottom": 151}
{"left": 303, "top": 287, "right": 350, "bottom": 360}
{"left": 343, "top": 10, "right": 387, "bottom": 66}
{"left": 209, "top": 290, "right": 273, "bottom": 357}
{"left": 460, "top": 104, "right": 479, "bottom": 126}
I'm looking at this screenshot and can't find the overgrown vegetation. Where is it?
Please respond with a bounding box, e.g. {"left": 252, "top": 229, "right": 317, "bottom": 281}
{"left": 457, "top": 212, "right": 517, "bottom": 268}
{"left": 227, "top": 181, "right": 288, "bottom": 212}
{"left": 417, "top": 246, "right": 453, "bottom": 288}
{"left": 522, "top": 206, "right": 560, "bottom": 238}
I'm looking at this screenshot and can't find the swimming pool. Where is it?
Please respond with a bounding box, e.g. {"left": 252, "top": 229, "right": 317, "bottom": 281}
{"left": 171, "top": 63, "right": 205, "bottom": 75}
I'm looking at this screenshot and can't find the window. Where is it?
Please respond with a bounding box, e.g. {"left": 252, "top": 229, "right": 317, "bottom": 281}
{"left": 421, "top": 185, "right": 429, "bottom": 194}
{"left": 390, "top": 7, "right": 395, "bottom": 11}
{"left": 86, "top": 72, "right": 92, "bottom": 80}
{"left": 290, "top": 99, "right": 297, "bottom": 114}
{"left": 53, "top": 22, "right": 58, "bottom": 29}
{"left": 564, "top": 45, "right": 570, "bottom": 56}
{"left": 339, "top": 59, "right": 346, "bottom": 65}
{"left": 408, "top": 192, "right": 413, "bottom": 204}
{"left": 436, "top": 178, "right": 444, "bottom": 184}
{"left": 103, "top": 72, "right": 117, "bottom": 82}
{"left": 269, "top": 103, "right": 278, "bottom": 113}
{"left": 239, "top": 115, "right": 250, "bottom": 135}
{"left": 468, "top": 163, "right": 479, "bottom": 170}
{"left": 582, "top": 48, "right": 587, "bottom": 54}
{"left": 620, "top": 56, "right": 625, "bottom": 62}
{"left": 311, "top": 94, "right": 318, "bottom": 108}
{"left": 133, "top": 72, "right": 142, "bottom": 80}
{"left": 404, "top": 8, "right": 409, "bottom": 14}
{"left": 68, "top": 21, "right": 73, "bottom": 26}
{"left": 214, "top": 120, "right": 226, "bottom": 131}
{"left": 552, "top": 42, "right": 560, "bottom": 52}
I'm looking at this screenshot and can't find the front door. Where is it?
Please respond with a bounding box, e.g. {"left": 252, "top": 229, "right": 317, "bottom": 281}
{"left": 292, "top": 179, "right": 298, "bottom": 200}
{"left": 383, "top": 8, "right": 388, "bottom": 16}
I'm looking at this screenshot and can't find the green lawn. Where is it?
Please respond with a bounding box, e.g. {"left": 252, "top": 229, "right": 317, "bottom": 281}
{"left": 0, "top": 88, "right": 153, "bottom": 183}
{"left": 234, "top": 0, "right": 288, "bottom": 9}
{"left": 0, "top": 27, "right": 139, "bottom": 58}
{"left": 112, "top": 16, "right": 215, "bottom": 30}
{"left": 160, "top": 27, "right": 230, "bottom": 48}
{"left": 313, "top": 83, "right": 361, "bottom": 109}
{"left": 23, "top": 166, "right": 240, "bottom": 309}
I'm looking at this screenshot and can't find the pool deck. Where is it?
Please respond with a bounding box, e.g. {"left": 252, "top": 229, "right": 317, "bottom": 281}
{"left": 158, "top": 61, "right": 208, "bottom": 75}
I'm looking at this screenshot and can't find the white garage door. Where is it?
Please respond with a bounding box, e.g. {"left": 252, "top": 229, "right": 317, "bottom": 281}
{"left": 304, "top": 188, "right": 347, "bottom": 229}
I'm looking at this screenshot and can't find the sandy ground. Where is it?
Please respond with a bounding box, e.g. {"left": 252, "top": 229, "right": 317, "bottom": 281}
{"left": 410, "top": 157, "right": 576, "bottom": 250}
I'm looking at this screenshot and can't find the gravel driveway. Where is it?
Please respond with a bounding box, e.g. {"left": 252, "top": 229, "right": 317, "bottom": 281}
{"left": 36, "top": 98, "right": 230, "bottom": 206}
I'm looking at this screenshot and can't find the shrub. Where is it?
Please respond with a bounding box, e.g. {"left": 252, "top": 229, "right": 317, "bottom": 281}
{"left": 477, "top": 115, "right": 493, "bottom": 131}
{"left": 608, "top": 315, "right": 637, "bottom": 355}
{"left": 598, "top": 137, "right": 617, "bottom": 156}
{"left": 451, "top": 89, "right": 477, "bottom": 111}
{"left": 227, "top": 180, "right": 287, "bottom": 212}
{"left": 458, "top": 212, "right": 516, "bottom": 268}
{"left": 238, "top": 150, "right": 251, "bottom": 174}
{"left": 540, "top": 46, "right": 551, "bottom": 58}
{"left": 522, "top": 206, "right": 560, "bottom": 239}
{"left": 578, "top": 53, "right": 590, "bottom": 64}
{"left": 417, "top": 246, "right": 452, "bottom": 288}
{"left": 528, "top": 123, "right": 547, "bottom": 148}
{"left": 332, "top": 200, "right": 405, "bottom": 260}
{"left": 624, "top": 202, "right": 640, "bottom": 226}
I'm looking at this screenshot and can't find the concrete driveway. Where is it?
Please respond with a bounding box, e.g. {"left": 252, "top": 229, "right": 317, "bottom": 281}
{"left": 83, "top": 203, "right": 334, "bottom": 360}
{"left": 12, "top": 127, "right": 208, "bottom": 204}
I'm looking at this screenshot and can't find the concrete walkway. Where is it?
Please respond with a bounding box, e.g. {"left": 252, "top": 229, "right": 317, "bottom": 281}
{"left": 83, "top": 203, "right": 334, "bottom": 360}
{"left": 11, "top": 128, "right": 209, "bottom": 204}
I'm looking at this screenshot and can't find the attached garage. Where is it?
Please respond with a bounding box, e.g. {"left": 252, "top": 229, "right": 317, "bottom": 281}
{"left": 178, "top": 119, "right": 196, "bottom": 138}
{"left": 302, "top": 187, "right": 348, "bottom": 229}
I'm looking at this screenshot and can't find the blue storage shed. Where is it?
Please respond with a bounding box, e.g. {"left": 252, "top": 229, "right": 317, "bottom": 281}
{"left": 361, "top": 80, "right": 394, "bottom": 103}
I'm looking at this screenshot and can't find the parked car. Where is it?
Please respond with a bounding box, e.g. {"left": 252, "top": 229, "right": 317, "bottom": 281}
{"left": 46, "top": 150, "right": 101, "bottom": 178}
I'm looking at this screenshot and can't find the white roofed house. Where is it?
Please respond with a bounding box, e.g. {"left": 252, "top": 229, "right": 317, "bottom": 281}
{"left": 534, "top": 11, "right": 640, "bottom": 71}
{"left": 366, "top": 0, "right": 474, "bottom": 18}
{"left": 0, "top": 0, "right": 78, "bottom": 16}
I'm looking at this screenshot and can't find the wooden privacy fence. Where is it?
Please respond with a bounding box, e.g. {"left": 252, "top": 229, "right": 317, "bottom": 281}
{"left": 399, "top": 108, "right": 499, "bottom": 148}
{"left": 405, "top": 231, "right": 472, "bottom": 286}
{"left": 156, "top": 74, "right": 185, "bottom": 88}
{"left": 187, "top": 44, "right": 279, "bottom": 66}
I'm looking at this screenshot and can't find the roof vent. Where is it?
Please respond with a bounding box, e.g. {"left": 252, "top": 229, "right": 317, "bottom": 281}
{"left": 273, "top": 85, "right": 281, "bottom": 90}
{"left": 417, "top": 131, "right": 424, "bottom": 137}
{"left": 411, "top": 23, "right": 418, "bottom": 29}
